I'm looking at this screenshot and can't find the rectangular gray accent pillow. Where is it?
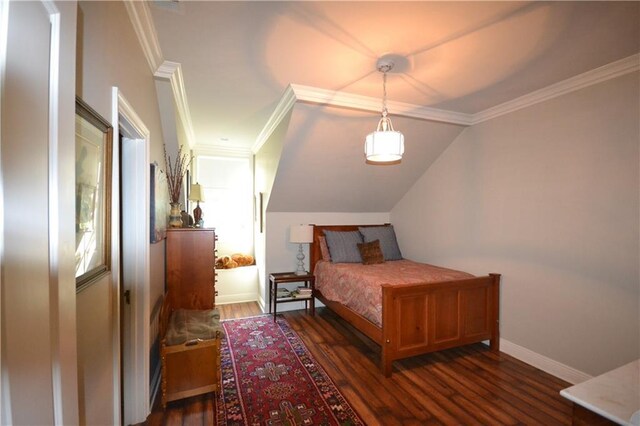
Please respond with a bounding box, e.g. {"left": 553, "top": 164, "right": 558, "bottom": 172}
{"left": 358, "top": 225, "right": 403, "bottom": 261}
{"left": 323, "top": 230, "right": 364, "bottom": 263}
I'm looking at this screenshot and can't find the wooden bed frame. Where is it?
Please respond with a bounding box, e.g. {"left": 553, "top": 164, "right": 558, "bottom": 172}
{"left": 310, "top": 224, "right": 501, "bottom": 377}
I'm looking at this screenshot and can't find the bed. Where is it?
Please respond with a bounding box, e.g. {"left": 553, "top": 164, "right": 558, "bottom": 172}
{"left": 310, "top": 224, "right": 501, "bottom": 377}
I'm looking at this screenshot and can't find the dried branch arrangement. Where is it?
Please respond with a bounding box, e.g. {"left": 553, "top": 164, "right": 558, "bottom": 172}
{"left": 163, "top": 144, "right": 192, "bottom": 204}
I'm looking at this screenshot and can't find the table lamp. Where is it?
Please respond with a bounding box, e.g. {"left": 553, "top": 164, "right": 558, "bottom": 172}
{"left": 290, "top": 224, "right": 313, "bottom": 275}
{"left": 189, "top": 183, "right": 205, "bottom": 226}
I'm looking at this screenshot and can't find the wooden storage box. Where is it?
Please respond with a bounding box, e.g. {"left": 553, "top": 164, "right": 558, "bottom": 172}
{"left": 160, "top": 296, "right": 223, "bottom": 408}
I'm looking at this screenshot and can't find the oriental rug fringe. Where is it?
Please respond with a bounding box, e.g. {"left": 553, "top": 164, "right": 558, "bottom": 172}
{"left": 216, "top": 315, "right": 363, "bottom": 426}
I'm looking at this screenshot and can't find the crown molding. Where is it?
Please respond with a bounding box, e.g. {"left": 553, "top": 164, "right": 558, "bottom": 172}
{"left": 154, "top": 61, "right": 196, "bottom": 149}
{"left": 122, "top": 6, "right": 637, "bottom": 154}
{"left": 252, "top": 83, "right": 472, "bottom": 155}
{"left": 472, "top": 53, "right": 640, "bottom": 124}
{"left": 287, "top": 54, "right": 639, "bottom": 128}
{"left": 291, "top": 84, "right": 474, "bottom": 126}
{"left": 124, "top": 1, "right": 163, "bottom": 74}
{"left": 252, "top": 85, "right": 298, "bottom": 153}
{"left": 124, "top": 1, "right": 197, "bottom": 149}
{"left": 154, "top": 60, "right": 177, "bottom": 80}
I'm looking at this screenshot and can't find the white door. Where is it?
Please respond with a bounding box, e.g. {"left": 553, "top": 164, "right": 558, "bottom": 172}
{"left": 0, "top": 0, "right": 79, "bottom": 424}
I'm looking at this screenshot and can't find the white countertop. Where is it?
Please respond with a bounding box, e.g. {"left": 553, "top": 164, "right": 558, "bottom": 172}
{"left": 560, "top": 360, "right": 640, "bottom": 425}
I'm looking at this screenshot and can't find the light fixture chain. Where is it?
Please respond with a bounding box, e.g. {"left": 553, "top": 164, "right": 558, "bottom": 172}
{"left": 365, "top": 58, "right": 404, "bottom": 163}
{"left": 382, "top": 69, "right": 388, "bottom": 117}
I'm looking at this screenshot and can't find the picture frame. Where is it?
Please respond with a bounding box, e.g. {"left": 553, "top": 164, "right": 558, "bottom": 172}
{"left": 75, "top": 97, "right": 113, "bottom": 289}
{"left": 185, "top": 169, "right": 191, "bottom": 209}
{"left": 253, "top": 192, "right": 264, "bottom": 234}
{"left": 150, "top": 162, "right": 168, "bottom": 243}
{"left": 259, "top": 192, "right": 264, "bottom": 233}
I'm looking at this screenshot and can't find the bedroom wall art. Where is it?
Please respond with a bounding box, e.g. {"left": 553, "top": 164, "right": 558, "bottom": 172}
{"left": 150, "top": 162, "right": 168, "bottom": 243}
{"left": 75, "top": 97, "right": 113, "bottom": 289}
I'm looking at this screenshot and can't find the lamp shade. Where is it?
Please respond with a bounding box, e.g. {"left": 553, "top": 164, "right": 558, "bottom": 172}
{"left": 189, "top": 183, "right": 205, "bottom": 202}
{"left": 290, "top": 224, "right": 313, "bottom": 244}
{"left": 365, "top": 130, "right": 405, "bottom": 162}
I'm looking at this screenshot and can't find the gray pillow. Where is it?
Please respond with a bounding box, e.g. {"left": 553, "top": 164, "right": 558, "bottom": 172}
{"left": 323, "top": 230, "right": 363, "bottom": 263}
{"left": 358, "top": 226, "right": 402, "bottom": 261}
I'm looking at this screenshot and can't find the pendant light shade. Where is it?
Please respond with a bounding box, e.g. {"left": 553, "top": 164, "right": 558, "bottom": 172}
{"left": 365, "top": 117, "right": 405, "bottom": 163}
{"left": 365, "top": 61, "right": 405, "bottom": 164}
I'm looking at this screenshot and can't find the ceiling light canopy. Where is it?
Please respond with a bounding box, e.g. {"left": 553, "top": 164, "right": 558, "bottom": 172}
{"left": 365, "top": 60, "right": 404, "bottom": 164}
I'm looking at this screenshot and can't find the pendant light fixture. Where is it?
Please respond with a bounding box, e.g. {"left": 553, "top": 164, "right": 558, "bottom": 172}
{"left": 365, "top": 61, "right": 404, "bottom": 163}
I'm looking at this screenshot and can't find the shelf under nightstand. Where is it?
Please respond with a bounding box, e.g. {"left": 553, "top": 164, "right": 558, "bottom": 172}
{"left": 269, "top": 272, "right": 315, "bottom": 321}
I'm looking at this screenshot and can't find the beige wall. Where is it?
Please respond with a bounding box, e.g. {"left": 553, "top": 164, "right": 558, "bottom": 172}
{"left": 392, "top": 72, "right": 639, "bottom": 377}
{"left": 76, "top": 1, "right": 167, "bottom": 424}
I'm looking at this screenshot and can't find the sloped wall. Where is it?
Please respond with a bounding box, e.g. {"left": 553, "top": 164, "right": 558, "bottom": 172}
{"left": 392, "top": 72, "right": 640, "bottom": 377}
{"left": 268, "top": 103, "right": 465, "bottom": 213}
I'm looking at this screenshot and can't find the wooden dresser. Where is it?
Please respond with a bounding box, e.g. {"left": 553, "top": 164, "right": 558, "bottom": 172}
{"left": 166, "top": 228, "right": 217, "bottom": 309}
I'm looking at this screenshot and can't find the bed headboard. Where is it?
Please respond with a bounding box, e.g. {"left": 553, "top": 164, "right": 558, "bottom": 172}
{"left": 309, "top": 224, "right": 391, "bottom": 273}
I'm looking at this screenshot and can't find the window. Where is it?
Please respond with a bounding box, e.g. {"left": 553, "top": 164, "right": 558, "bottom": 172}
{"left": 195, "top": 156, "right": 253, "bottom": 255}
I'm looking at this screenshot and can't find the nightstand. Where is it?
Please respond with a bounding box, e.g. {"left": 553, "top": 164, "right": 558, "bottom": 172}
{"left": 269, "top": 272, "right": 315, "bottom": 321}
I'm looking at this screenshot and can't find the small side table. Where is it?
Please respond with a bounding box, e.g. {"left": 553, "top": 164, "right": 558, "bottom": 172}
{"left": 269, "top": 272, "right": 315, "bottom": 321}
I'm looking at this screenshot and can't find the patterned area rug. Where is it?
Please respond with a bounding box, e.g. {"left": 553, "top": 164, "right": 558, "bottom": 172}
{"left": 216, "top": 315, "right": 363, "bottom": 426}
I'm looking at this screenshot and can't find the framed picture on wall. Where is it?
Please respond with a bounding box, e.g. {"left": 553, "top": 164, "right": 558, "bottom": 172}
{"left": 259, "top": 192, "right": 264, "bottom": 233}
{"left": 185, "top": 169, "right": 191, "bottom": 210}
{"left": 150, "top": 162, "right": 168, "bottom": 243}
{"left": 75, "top": 97, "right": 113, "bottom": 289}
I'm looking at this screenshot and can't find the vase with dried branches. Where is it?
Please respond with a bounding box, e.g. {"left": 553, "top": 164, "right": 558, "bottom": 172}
{"left": 163, "top": 144, "right": 192, "bottom": 228}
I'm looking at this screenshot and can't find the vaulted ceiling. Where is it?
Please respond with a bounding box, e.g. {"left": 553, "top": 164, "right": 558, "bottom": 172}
{"left": 147, "top": 1, "right": 639, "bottom": 212}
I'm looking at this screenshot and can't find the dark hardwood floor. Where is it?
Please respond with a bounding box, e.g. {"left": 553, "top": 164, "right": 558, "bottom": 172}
{"left": 144, "top": 302, "right": 573, "bottom": 425}
{"left": 216, "top": 301, "right": 263, "bottom": 320}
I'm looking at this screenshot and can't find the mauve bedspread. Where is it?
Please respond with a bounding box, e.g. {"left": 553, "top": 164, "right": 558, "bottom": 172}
{"left": 314, "top": 259, "right": 474, "bottom": 327}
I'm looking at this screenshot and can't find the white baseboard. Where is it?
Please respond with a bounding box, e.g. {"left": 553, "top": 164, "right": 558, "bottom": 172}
{"left": 216, "top": 292, "right": 258, "bottom": 305}
{"left": 498, "top": 338, "right": 592, "bottom": 384}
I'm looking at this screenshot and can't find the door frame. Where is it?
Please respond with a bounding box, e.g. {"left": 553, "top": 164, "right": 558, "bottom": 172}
{"left": 0, "top": 0, "right": 10, "bottom": 420}
{"left": 111, "top": 87, "right": 150, "bottom": 425}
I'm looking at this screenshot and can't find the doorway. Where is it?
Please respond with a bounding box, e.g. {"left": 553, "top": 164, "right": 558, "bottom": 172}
{"left": 194, "top": 154, "right": 258, "bottom": 305}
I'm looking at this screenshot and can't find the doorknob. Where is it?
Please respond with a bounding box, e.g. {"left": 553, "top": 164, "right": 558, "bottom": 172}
{"left": 124, "top": 289, "right": 131, "bottom": 305}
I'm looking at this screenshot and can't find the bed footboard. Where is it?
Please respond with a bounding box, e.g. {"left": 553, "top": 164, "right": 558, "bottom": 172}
{"left": 380, "top": 273, "right": 501, "bottom": 377}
